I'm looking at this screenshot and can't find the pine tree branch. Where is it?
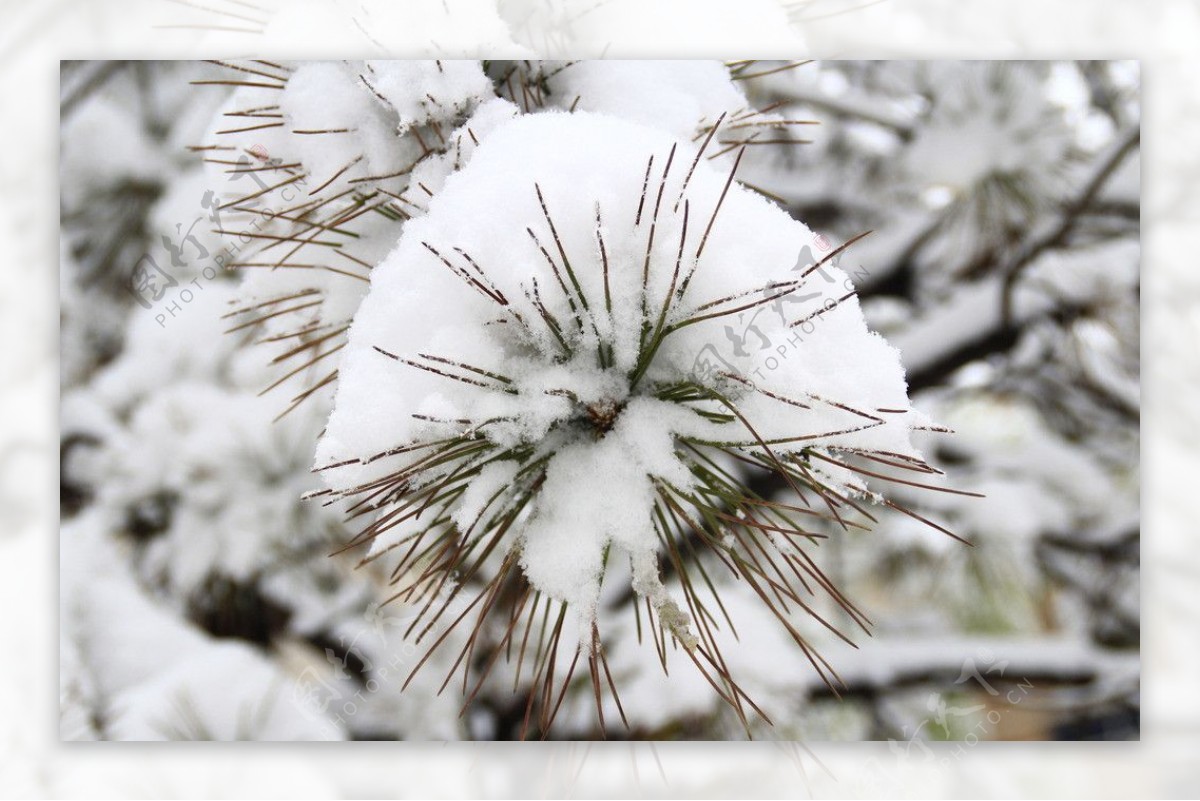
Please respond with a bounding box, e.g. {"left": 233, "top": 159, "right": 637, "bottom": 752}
{"left": 999, "top": 126, "right": 1140, "bottom": 324}
{"left": 759, "top": 78, "right": 916, "bottom": 139}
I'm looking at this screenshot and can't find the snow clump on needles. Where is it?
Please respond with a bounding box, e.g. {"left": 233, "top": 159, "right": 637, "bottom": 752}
{"left": 310, "top": 109, "right": 955, "bottom": 733}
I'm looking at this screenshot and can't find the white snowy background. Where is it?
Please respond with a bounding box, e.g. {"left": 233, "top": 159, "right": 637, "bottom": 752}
{"left": 0, "top": 0, "right": 1194, "bottom": 796}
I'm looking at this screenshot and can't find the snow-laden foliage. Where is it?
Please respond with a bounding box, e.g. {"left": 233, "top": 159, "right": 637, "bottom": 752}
{"left": 61, "top": 517, "right": 337, "bottom": 741}
{"left": 309, "top": 108, "right": 958, "bottom": 732}
{"left": 195, "top": 60, "right": 795, "bottom": 418}
{"left": 195, "top": 60, "right": 500, "bottom": 415}
{"left": 60, "top": 59, "right": 1140, "bottom": 742}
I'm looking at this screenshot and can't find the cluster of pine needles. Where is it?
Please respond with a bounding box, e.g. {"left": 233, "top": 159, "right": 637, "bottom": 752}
{"left": 192, "top": 59, "right": 479, "bottom": 420}
{"left": 195, "top": 59, "right": 975, "bottom": 739}
{"left": 302, "top": 123, "right": 976, "bottom": 740}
